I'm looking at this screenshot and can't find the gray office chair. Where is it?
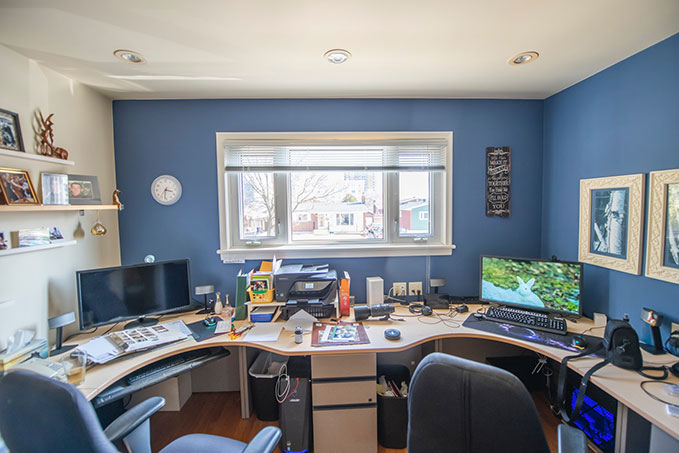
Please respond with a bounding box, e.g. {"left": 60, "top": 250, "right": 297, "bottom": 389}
{"left": 0, "top": 370, "right": 281, "bottom": 453}
{"left": 407, "top": 353, "right": 587, "bottom": 453}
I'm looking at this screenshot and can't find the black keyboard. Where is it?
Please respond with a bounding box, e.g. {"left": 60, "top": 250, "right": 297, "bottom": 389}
{"left": 126, "top": 348, "right": 211, "bottom": 385}
{"left": 484, "top": 306, "right": 567, "bottom": 335}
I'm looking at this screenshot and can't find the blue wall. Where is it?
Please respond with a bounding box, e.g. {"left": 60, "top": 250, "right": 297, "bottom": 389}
{"left": 542, "top": 34, "right": 679, "bottom": 341}
{"left": 113, "top": 99, "right": 544, "bottom": 303}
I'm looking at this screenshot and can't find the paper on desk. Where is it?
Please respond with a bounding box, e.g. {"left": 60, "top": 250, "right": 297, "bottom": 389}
{"left": 244, "top": 323, "right": 283, "bottom": 342}
{"left": 215, "top": 321, "right": 230, "bottom": 334}
{"left": 283, "top": 310, "right": 317, "bottom": 333}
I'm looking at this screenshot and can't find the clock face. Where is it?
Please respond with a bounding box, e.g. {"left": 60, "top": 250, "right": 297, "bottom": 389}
{"left": 151, "top": 175, "right": 182, "bottom": 205}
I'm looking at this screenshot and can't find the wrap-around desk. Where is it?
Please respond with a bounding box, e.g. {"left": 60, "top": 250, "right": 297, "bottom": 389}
{"left": 65, "top": 306, "right": 678, "bottom": 452}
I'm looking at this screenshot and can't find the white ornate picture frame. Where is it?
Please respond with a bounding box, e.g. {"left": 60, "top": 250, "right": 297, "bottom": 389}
{"left": 578, "top": 174, "right": 645, "bottom": 275}
{"left": 645, "top": 169, "right": 679, "bottom": 284}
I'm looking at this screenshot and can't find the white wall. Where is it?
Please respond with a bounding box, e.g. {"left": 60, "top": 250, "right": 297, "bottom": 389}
{"left": 0, "top": 45, "right": 120, "bottom": 350}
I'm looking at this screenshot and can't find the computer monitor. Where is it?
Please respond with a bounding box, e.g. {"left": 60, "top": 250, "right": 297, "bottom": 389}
{"left": 77, "top": 259, "right": 192, "bottom": 329}
{"left": 479, "top": 255, "right": 583, "bottom": 316}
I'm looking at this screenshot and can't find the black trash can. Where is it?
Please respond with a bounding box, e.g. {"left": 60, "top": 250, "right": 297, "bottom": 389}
{"left": 377, "top": 364, "right": 410, "bottom": 449}
{"left": 249, "top": 352, "right": 288, "bottom": 421}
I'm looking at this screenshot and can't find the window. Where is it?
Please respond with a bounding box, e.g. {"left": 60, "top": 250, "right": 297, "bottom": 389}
{"left": 217, "top": 132, "right": 454, "bottom": 260}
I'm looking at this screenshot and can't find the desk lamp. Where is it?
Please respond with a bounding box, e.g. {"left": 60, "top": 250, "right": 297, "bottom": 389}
{"left": 48, "top": 312, "right": 77, "bottom": 357}
{"left": 195, "top": 285, "right": 215, "bottom": 314}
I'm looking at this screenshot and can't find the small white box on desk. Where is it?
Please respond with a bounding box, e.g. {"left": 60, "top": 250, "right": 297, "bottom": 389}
{"left": 366, "top": 277, "right": 384, "bottom": 306}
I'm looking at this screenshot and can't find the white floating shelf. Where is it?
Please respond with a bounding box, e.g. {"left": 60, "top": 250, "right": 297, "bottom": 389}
{"left": 0, "top": 204, "right": 120, "bottom": 213}
{"left": 0, "top": 148, "right": 75, "bottom": 166}
{"left": 0, "top": 240, "right": 77, "bottom": 257}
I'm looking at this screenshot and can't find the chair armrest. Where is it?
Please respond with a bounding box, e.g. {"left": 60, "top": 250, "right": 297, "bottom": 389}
{"left": 104, "top": 397, "right": 166, "bottom": 443}
{"left": 558, "top": 424, "right": 587, "bottom": 453}
{"left": 241, "top": 426, "right": 282, "bottom": 453}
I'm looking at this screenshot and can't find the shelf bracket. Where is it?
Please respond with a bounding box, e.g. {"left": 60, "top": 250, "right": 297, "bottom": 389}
{"left": 79, "top": 210, "right": 85, "bottom": 216}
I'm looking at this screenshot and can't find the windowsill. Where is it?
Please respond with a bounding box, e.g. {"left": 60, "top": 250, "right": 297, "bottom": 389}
{"left": 217, "top": 243, "right": 456, "bottom": 262}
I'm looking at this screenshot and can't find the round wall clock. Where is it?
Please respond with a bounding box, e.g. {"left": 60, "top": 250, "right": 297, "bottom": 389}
{"left": 151, "top": 175, "right": 182, "bottom": 205}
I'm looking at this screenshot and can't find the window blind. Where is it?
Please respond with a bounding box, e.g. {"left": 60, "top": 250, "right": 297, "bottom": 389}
{"left": 224, "top": 138, "right": 448, "bottom": 172}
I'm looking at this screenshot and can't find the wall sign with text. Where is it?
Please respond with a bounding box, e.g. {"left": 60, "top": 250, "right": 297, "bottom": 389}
{"left": 486, "top": 146, "right": 511, "bottom": 217}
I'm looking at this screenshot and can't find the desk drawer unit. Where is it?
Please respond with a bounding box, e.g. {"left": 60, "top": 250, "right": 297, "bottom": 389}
{"left": 311, "top": 353, "right": 377, "bottom": 453}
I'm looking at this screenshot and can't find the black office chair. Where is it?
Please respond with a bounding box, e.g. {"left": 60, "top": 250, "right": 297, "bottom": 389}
{"left": 407, "top": 353, "right": 587, "bottom": 453}
{"left": 0, "top": 370, "right": 281, "bottom": 453}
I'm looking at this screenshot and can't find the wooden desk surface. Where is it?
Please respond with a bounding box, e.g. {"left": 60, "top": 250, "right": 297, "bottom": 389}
{"left": 63, "top": 306, "right": 679, "bottom": 440}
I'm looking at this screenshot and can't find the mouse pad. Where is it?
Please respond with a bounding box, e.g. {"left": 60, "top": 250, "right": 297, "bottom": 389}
{"left": 187, "top": 316, "right": 225, "bottom": 342}
{"left": 462, "top": 316, "right": 604, "bottom": 355}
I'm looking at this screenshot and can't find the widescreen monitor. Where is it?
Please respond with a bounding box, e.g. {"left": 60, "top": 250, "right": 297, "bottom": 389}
{"left": 479, "top": 255, "right": 583, "bottom": 316}
{"left": 77, "top": 259, "right": 192, "bottom": 329}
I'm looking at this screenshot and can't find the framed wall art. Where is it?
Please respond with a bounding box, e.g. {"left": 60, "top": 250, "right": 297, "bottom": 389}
{"left": 578, "top": 173, "right": 645, "bottom": 275}
{"left": 0, "top": 109, "right": 24, "bottom": 153}
{"left": 645, "top": 169, "right": 679, "bottom": 284}
{"left": 0, "top": 167, "right": 39, "bottom": 205}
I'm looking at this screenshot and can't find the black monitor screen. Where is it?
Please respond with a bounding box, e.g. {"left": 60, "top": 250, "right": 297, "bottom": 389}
{"left": 480, "top": 255, "right": 583, "bottom": 315}
{"left": 77, "top": 260, "right": 191, "bottom": 329}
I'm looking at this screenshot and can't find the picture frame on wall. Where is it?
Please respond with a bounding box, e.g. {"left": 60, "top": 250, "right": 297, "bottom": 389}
{"left": 67, "top": 174, "right": 101, "bottom": 205}
{"left": 645, "top": 169, "right": 679, "bottom": 284}
{"left": 0, "top": 109, "right": 24, "bottom": 153}
{"left": 578, "top": 173, "right": 645, "bottom": 275}
{"left": 0, "top": 167, "right": 40, "bottom": 205}
{"left": 41, "top": 173, "right": 69, "bottom": 205}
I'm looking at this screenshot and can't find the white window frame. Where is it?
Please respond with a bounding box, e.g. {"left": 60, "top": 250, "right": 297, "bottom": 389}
{"left": 216, "top": 131, "right": 455, "bottom": 262}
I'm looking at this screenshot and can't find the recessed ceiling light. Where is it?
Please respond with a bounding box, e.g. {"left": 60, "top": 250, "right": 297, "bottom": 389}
{"left": 324, "top": 49, "right": 351, "bottom": 64}
{"left": 508, "top": 51, "right": 539, "bottom": 66}
{"left": 114, "top": 49, "right": 146, "bottom": 64}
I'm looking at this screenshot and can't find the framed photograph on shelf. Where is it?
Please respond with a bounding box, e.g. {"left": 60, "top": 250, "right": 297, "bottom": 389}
{"left": 578, "top": 173, "right": 645, "bottom": 275}
{"left": 645, "top": 169, "right": 679, "bottom": 284}
{"left": 0, "top": 231, "right": 8, "bottom": 250}
{"left": 0, "top": 167, "right": 39, "bottom": 205}
{"left": 67, "top": 174, "right": 101, "bottom": 205}
{"left": 41, "top": 173, "right": 69, "bottom": 205}
{"left": 0, "top": 109, "right": 24, "bottom": 152}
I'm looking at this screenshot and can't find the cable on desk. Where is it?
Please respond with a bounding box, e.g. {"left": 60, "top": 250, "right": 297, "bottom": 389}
{"left": 101, "top": 322, "right": 120, "bottom": 336}
{"left": 417, "top": 307, "right": 461, "bottom": 329}
{"left": 640, "top": 380, "right": 679, "bottom": 407}
{"left": 385, "top": 287, "right": 407, "bottom": 305}
{"left": 64, "top": 327, "right": 98, "bottom": 343}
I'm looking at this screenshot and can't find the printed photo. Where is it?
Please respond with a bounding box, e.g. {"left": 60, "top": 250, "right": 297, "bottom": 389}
{"left": 0, "top": 231, "right": 8, "bottom": 250}
{"left": 590, "top": 188, "right": 629, "bottom": 259}
{"left": 68, "top": 180, "right": 94, "bottom": 199}
{"left": 665, "top": 183, "right": 679, "bottom": 269}
{"left": 41, "top": 173, "right": 69, "bottom": 205}
{"left": 0, "top": 109, "right": 24, "bottom": 152}
{"left": 0, "top": 168, "right": 39, "bottom": 205}
{"left": 49, "top": 227, "right": 64, "bottom": 241}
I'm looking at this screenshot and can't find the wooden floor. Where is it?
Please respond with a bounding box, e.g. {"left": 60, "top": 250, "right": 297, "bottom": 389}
{"left": 150, "top": 391, "right": 562, "bottom": 453}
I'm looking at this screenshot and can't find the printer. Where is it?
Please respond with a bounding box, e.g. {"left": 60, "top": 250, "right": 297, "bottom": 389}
{"left": 274, "top": 264, "right": 337, "bottom": 302}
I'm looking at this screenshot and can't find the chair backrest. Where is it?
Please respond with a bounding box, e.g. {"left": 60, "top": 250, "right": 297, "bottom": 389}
{"left": 407, "top": 353, "right": 550, "bottom": 453}
{"left": 0, "top": 370, "right": 118, "bottom": 453}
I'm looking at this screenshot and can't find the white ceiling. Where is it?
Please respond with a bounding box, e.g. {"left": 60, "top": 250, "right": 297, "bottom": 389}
{"left": 0, "top": 0, "right": 677, "bottom": 100}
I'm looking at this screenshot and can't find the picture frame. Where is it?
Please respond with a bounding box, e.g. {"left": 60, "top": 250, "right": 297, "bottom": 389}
{"left": 645, "top": 169, "right": 679, "bottom": 284}
{"left": 578, "top": 173, "right": 645, "bottom": 275}
{"left": 67, "top": 174, "right": 101, "bottom": 205}
{"left": 41, "top": 173, "right": 69, "bottom": 205}
{"left": 0, "top": 109, "right": 24, "bottom": 153}
{"left": 0, "top": 167, "right": 40, "bottom": 205}
{"left": 0, "top": 231, "right": 8, "bottom": 250}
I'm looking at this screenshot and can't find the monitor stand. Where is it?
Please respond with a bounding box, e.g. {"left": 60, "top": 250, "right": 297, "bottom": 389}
{"left": 124, "top": 316, "right": 159, "bottom": 329}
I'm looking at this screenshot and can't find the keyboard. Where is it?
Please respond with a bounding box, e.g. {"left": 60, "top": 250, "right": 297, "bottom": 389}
{"left": 126, "top": 348, "right": 211, "bottom": 385}
{"left": 484, "top": 306, "right": 567, "bottom": 335}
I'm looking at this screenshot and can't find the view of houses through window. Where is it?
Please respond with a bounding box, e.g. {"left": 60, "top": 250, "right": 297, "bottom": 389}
{"left": 239, "top": 171, "right": 432, "bottom": 241}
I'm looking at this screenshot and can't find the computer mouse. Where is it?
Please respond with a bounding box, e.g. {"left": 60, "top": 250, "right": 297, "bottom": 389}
{"left": 421, "top": 306, "right": 433, "bottom": 316}
{"left": 384, "top": 329, "right": 401, "bottom": 340}
{"left": 571, "top": 335, "right": 588, "bottom": 349}
{"left": 203, "top": 317, "right": 217, "bottom": 327}
{"left": 473, "top": 312, "right": 484, "bottom": 319}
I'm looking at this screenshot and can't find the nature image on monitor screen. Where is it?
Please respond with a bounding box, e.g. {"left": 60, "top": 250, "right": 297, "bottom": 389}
{"left": 481, "top": 257, "right": 581, "bottom": 314}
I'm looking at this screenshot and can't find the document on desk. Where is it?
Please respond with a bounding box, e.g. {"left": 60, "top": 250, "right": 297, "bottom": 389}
{"left": 76, "top": 321, "right": 192, "bottom": 364}
{"left": 244, "top": 323, "right": 283, "bottom": 342}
